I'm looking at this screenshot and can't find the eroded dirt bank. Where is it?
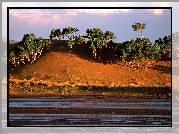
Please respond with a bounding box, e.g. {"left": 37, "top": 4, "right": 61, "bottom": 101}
{"left": 9, "top": 43, "right": 171, "bottom": 98}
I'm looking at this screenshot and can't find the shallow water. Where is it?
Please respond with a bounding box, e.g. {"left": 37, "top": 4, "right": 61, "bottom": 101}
{"left": 8, "top": 97, "right": 171, "bottom": 126}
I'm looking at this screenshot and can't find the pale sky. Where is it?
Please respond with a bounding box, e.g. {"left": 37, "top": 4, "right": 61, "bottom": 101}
{"left": 2, "top": 2, "right": 178, "bottom": 43}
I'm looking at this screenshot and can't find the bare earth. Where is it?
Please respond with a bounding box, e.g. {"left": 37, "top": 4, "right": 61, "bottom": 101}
{"left": 9, "top": 41, "right": 172, "bottom": 98}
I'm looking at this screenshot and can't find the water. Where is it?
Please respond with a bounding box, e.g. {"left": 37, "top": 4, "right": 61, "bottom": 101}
{"left": 8, "top": 97, "right": 171, "bottom": 126}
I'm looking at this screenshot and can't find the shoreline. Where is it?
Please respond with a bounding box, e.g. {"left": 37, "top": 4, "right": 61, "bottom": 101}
{"left": 9, "top": 82, "right": 171, "bottom": 99}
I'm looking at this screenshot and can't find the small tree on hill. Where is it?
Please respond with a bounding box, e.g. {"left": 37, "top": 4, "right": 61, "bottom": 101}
{"left": 132, "top": 23, "right": 146, "bottom": 38}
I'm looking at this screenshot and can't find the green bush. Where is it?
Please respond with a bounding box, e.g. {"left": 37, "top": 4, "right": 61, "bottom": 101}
{"left": 116, "top": 37, "right": 162, "bottom": 63}
{"left": 10, "top": 27, "right": 173, "bottom": 66}
{"left": 9, "top": 33, "right": 48, "bottom": 66}
{"left": 155, "top": 35, "right": 171, "bottom": 60}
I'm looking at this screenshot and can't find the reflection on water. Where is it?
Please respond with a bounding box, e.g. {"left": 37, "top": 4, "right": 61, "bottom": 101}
{"left": 9, "top": 97, "right": 171, "bottom": 126}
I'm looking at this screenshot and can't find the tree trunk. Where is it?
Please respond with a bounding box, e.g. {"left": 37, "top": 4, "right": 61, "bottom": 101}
{"left": 140, "top": 29, "right": 143, "bottom": 38}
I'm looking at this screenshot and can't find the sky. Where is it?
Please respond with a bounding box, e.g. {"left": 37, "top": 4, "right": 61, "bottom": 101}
{"left": 2, "top": 2, "right": 179, "bottom": 44}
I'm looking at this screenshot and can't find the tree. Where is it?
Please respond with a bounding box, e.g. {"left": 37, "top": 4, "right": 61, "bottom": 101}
{"left": 155, "top": 35, "right": 171, "bottom": 60}
{"left": 116, "top": 37, "right": 161, "bottom": 65}
{"left": 132, "top": 23, "right": 146, "bottom": 38}
{"left": 49, "top": 27, "right": 80, "bottom": 48}
{"left": 104, "top": 31, "right": 117, "bottom": 48}
{"left": 9, "top": 33, "right": 49, "bottom": 66}
{"left": 61, "top": 27, "right": 79, "bottom": 48}
{"left": 83, "top": 28, "right": 117, "bottom": 59}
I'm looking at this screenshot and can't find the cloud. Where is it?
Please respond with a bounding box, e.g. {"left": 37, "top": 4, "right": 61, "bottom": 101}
{"left": 62, "top": 12, "right": 77, "bottom": 17}
{"left": 11, "top": 2, "right": 176, "bottom": 17}
{"left": 10, "top": 11, "right": 77, "bottom": 19}
{"left": 7, "top": 3, "right": 172, "bottom": 42}
{"left": 52, "top": 13, "right": 60, "bottom": 19}
{"left": 9, "top": 11, "right": 78, "bottom": 36}
{"left": 70, "top": 9, "right": 133, "bottom": 16}
{"left": 9, "top": 8, "right": 132, "bottom": 19}
{"left": 146, "top": 9, "right": 165, "bottom": 15}
{"left": 6, "top": 2, "right": 139, "bottom": 16}
{"left": 144, "top": 2, "right": 173, "bottom": 15}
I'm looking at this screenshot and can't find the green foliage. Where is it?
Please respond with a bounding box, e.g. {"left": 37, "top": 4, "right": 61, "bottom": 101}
{"left": 68, "top": 37, "right": 75, "bottom": 48}
{"left": 145, "top": 42, "right": 161, "bottom": 61}
{"left": 155, "top": 35, "right": 171, "bottom": 60}
{"left": 132, "top": 23, "right": 146, "bottom": 31}
{"left": 132, "top": 22, "right": 146, "bottom": 38}
{"left": 62, "top": 27, "right": 79, "bottom": 37}
{"left": 104, "top": 31, "right": 117, "bottom": 42}
{"left": 9, "top": 50, "right": 16, "bottom": 65}
{"left": 49, "top": 29, "right": 62, "bottom": 39}
{"left": 9, "top": 33, "right": 49, "bottom": 66}
{"left": 74, "top": 34, "right": 85, "bottom": 44}
{"left": 83, "top": 28, "right": 117, "bottom": 57}
{"left": 49, "top": 27, "right": 79, "bottom": 48}
{"left": 116, "top": 37, "right": 162, "bottom": 62}
{"left": 49, "top": 27, "right": 117, "bottom": 57}
{"left": 10, "top": 27, "right": 172, "bottom": 66}
{"left": 49, "top": 27, "right": 79, "bottom": 39}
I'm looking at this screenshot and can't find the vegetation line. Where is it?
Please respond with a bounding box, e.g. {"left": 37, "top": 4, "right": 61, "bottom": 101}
{"left": 8, "top": 23, "right": 172, "bottom": 67}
